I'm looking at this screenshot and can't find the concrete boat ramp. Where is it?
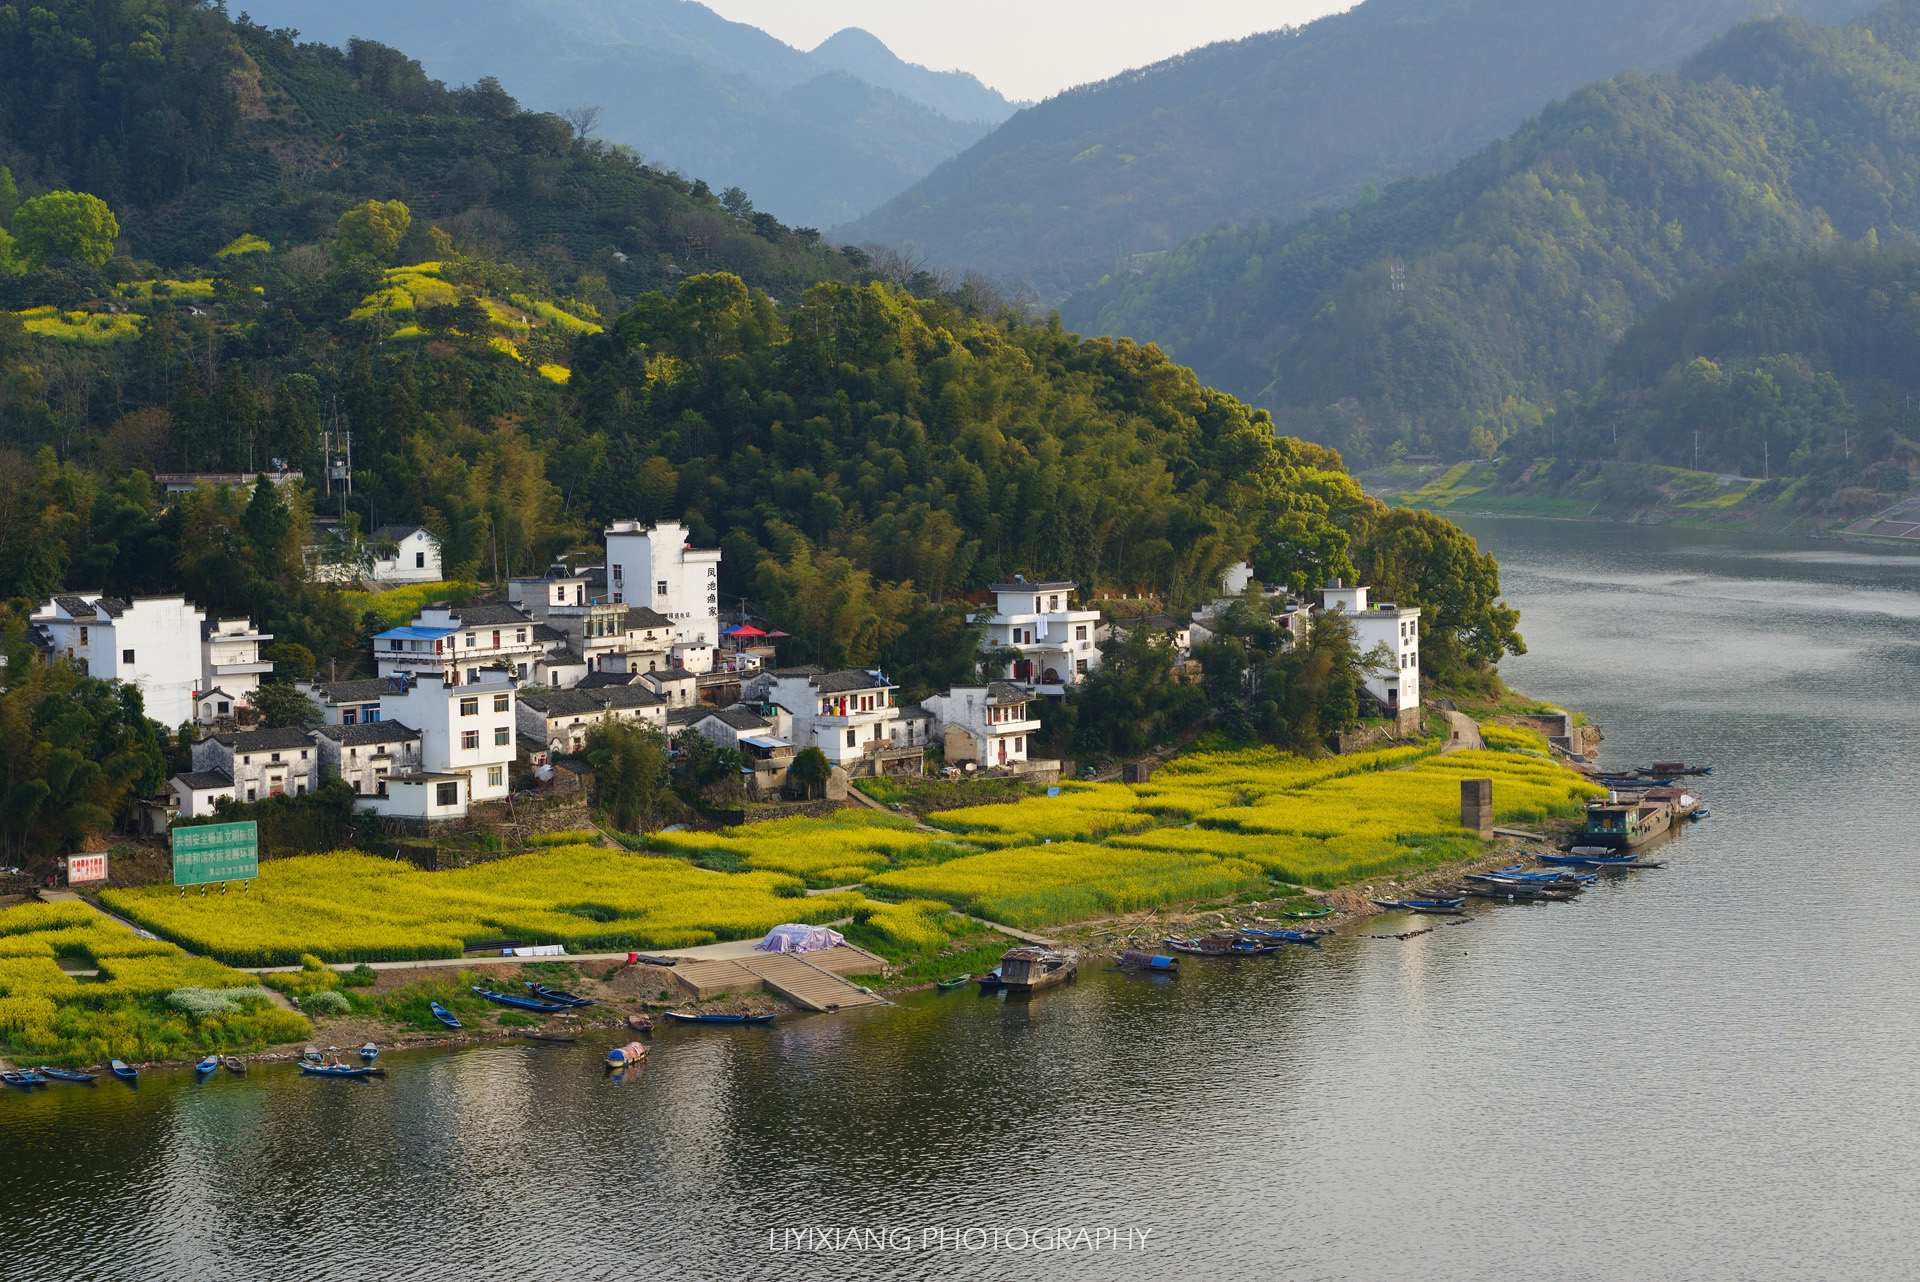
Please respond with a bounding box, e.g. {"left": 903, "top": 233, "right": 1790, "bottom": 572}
{"left": 669, "top": 941, "right": 889, "bottom": 1012}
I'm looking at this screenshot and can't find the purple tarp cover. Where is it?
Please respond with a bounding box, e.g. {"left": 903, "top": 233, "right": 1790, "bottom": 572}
{"left": 756, "top": 923, "right": 846, "bottom": 954}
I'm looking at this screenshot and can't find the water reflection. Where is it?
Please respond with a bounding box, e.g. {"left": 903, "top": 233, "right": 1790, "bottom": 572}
{"left": 7, "top": 519, "right": 1920, "bottom": 1279}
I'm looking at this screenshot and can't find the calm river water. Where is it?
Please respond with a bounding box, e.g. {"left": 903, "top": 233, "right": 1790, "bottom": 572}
{"left": 5, "top": 518, "right": 1919, "bottom": 1281}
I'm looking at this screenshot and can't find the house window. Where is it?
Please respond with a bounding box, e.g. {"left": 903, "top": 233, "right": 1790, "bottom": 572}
{"left": 368, "top": 709, "right": 380, "bottom": 722}
{"left": 1076, "top": 660, "right": 1088, "bottom": 673}
{"left": 296, "top": 783, "right": 307, "bottom": 795}
{"left": 846, "top": 729, "right": 857, "bottom": 747}
{"left": 1076, "top": 625, "right": 1087, "bottom": 641}
{"left": 343, "top": 708, "right": 358, "bottom": 725}
{"left": 246, "top": 787, "right": 256, "bottom": 801}
{"left": 123, "top": 648, "right": 135, "bottom": 664}
{"left": 1049, "top": 595, "right": 1059, "bottom": 611}
{"left": 462, "top": 730, "right": 479, "bottom": 750}
{"left": 436, "top": 782, "right": 459, "bottom": 807}
{"left": 415, "top": 552, "right": 426, "bottom": 569}
{"left": 460, "top": 698, "right": 479, "bottom": 717}
{"left": 493, "top": 694, "right": 509, "bottom": 712}
{"left": 516, "top": 629, "right": 527, "bottom": 644}
{"left": 466, "top": 633, "right": 477, "bottom": 648}
{"left": 242, "top": 755, "right": 251, "bottom": 765}
{"left": 492, "top": 630, "right": 501, "bottom": 648}
{"left": 487, "top": 767, "right": 503, "bottom": 787}
{"left": 495, "top": 727, "right": 509, "bottom": 746}
{"left": 612, "top": 564, "right": 623, "bottom": 586}
{"left": 350, "top": 747, "right": 358, "bottom": 759}
{"left": 271, "top": 752, "right": 282, "bottom": 763}
{"left": 657, "top": 581, "right": 668, "bottom": 596}
{"left": 79, "top": 627, "right": 88, "bottom": 645}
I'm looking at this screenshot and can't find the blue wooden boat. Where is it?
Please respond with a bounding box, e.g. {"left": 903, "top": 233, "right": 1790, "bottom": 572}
{"left": 525, "top": 982, "right": 596, "bottom": 1007}
{"left": 1372, "top": 898, "right": 1467, "bottom": 915}
{"left": 1237, "top": 928, "right": 1324, "bottom": 947}
{"left": 110, "top": 1059, "right": 138, "bottom": 1083}
{"left": 662, "top": 1010, "right": 777, "bottom": 1025}
{"left": 1, "top": 1069, "right": 45, "bottom": 1089}
{"left": 471, "top": 985, "right": 569, "bottom": 1013}
{"left": 300, "top": 1062, "right": 384, "bottom": 1079}
{"left": 977, "top": 967, "right": 1004, "bottom": 992}
{"left": 429, "top": 1001, "right": 462, "bottom": 1029}
{"left": 1539, "top": 851, "right": 1638, "bottom": 866}
{"left": 358, "top": 1043, "right": 378, "bottom": 1061}
{"left": 1691, "top": 807, "right": 1711, "bottom": 820}
{"left": 1162, "top": 937, "right": 1282, "bottom": 957}
{"left": 35, "top": 1066, "right": 97, "bottom": 1084}
{"left": 194, "top": 1056, "right": 218, "bottom": 1076}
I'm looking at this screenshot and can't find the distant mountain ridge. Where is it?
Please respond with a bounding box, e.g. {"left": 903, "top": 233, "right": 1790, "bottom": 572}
{"left": 232, "top": 0, "right": 1020, "bottom": 227}
{"left": 1064, "top": 0, "right": 1920, "bottom": 468}
{"left": 848, "top": 0, "right": 1880, "bottom": 298}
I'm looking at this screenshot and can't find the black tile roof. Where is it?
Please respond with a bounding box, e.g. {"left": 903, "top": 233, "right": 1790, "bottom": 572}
{"left": 212, "top": 727, "right": 317, "bottom": 751}
{"left": 172, "top": 770, "right": 235, "bottom": 790}
{"left": 519, "top": 687, "right": 665, "bottom": 717}
{"left": 769, "top": 665, "right": 826, "bottom": 678}
{"left": 576, "top": 671, "right": 642, "bottom": 689}
{"left": 309, "top": 678, "right": 387, "bottom": 704}
{"left": 986, "top": 682, "right": 1031, "bottom": 704}
{"left": 369, "top": 523, "right": 430, "bottom": 543}
{"left": 813, "top": 669, "right": 892, "bottom": 693}
{"left": 990, "top": 580, "right": 1076, "bottom": 593}
{"left": 450, "top": 604, "right": 535, "bottom": 627}
{"left": 531, "top": 623, "right": 568, "bottom": 643}
{"left": 315, "top": 721, "right": 420, "bottom": 746}
{"left": 624, "top": 606, "right": 672, "bottom": 629}
{"left": 697, "top": 708, "right": 770, "bottom": 731}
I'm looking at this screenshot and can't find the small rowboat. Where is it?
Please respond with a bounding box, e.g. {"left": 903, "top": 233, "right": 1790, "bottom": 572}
{"left": 1, "top": 1070, "right": 46, "bottom": 1089}
{"left": 222, "top": 1057, "right": 247, "bottom": 1075}
{"left": 977, "top": 968, "right": 1004, "bottom": 992}
{"left": 606, "top": 1041, "right": 648, "bottom": 1067}
{"left": 1282, "top": 906, "right": 1336, "bottom": 920}
{"left": 1236, "top": 928, "right": 1324, "bottom": 947}
{"left": 1117, "top": 951, "right": 1178, "bottom": 970}
{"left": 936, "top": 974, "right": 972, "bottom": 990}
{"left": 358, "top": 1043, "right": 378, "bottom": 1061}
{"left": 35, "top": 1066, "right": 97, "bottom": 1084}
{"left": 300, "top": 1063, "right": 384, "bottom": 1079}
{"left": 1691, "top": 807, "right": 1712, "bottom": 820}
{"left": 523, "top": 1030, "right": 577, "bottom": 1043}
{"left": 110, "top": 1060, "right": 138, "bottom": 1083}
{"left": 661, "top": 1011, "right": 777, "bottom": 1025}
{"left": 1372, "top": 898, "right": 1467, "bottom": 915}
{"left": 525, "top": 983, "right": 596, "bottom": 1007}
{"left": 195, "top": 1057, "right": 219, "bottom": 1076}
{"left": 1162, "top": 937, "right": 1281, "bottom": 958}
{"left": 626, "top": 1014, "right": 655, "bottom": 1033}
{"left": 429, "top": 1002, "right": 462, "bottom": 1029}
{"left": 1538, "top": 851, "right": 1638, "bottom": 866}
{"left": 471, "top": 985, "right": 568, "bottom": 1013}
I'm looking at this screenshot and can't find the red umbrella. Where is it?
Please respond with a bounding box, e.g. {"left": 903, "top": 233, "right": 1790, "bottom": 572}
{"left": 727, "top": 624, "right": 767, "bottom": 638}
{"left": 765, "top": 630, "right": 790, "bottom": 639}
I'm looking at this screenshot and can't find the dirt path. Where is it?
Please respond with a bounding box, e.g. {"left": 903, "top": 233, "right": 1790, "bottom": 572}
{"left": 1440, "top": 711, "right": 1485, "bottom": 753}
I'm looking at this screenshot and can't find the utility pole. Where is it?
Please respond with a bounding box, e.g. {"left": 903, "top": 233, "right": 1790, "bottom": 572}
{"left": 1693, "top": 430, "right": 1699, "bottom": 471}
{"left": 1764, "top": 440, "right": 1769, "bottom": 481}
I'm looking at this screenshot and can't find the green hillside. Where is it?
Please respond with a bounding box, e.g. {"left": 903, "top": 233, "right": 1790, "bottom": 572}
{"left": 852, "top": 0, "right": 1874, "bottom": 299}
{"left": 1067, "top": 0, "right": 1920, "bottom": 470}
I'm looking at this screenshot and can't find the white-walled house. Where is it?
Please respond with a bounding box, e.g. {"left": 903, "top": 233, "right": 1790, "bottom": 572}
{"left": 516, "top": 685, "right": 666, "bottom": 755}
{"left": 296, "top": 678, "right": 390, "bottom": 725}
{"left": 1318, "top": 580, "right": 1422, "bottom": 728}
{"left": 362, "top": 771, "right": 469, "bottom": 824}
{"left": 366, "top": 525, "right": 443, "bottom": 583}
{"left": 742, "top": 667, "right": 912, "bottom": 771}
{"left": 191, "top": 728, "right": 319, "bottom": 802}
{"left": 603, "top": 520, "right": 721, "bottom": 647}
{"left": 169, "top": 770, "right": 238, "bottom": 819}
{"left": 980, "top": 577, "right": 1102, "bottom": 693}
{"left": 30, "top": 594, "right": 207, "bottom": 726}
{"left": 198, "top": 618, "right": 274, "bottom": 720}
{"left": 924, "top": 683, "right": 1042, "bottom": 770}
{"left": 374, "top": 604, "right": 546, "bottom": 686}
{"left": 314, "top": 721, "right": 424, "bottom": 797}
{"left": 380, "top": 672, "right": 517, "bottom": 803}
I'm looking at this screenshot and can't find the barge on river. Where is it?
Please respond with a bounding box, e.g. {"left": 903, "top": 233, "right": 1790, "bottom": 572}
{"left": 997, "top": 948, "right": 1077, "bottom": 994}
{"left": 1580, "top": 789, "right": 1695, "bottom": 850}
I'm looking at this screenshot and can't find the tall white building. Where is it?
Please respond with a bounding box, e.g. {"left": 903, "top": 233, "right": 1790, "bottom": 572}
{"left": 30, "top": 594, "right": 208, "bottom": 726}
{"left": 379, "top": 671, "right": 518, "bottom": 803}
{"left": 603, "top": 520, "right": 721, "bottom": 648}
{"left": 1318, "top": 580, "right": 1422, "bottom": 724}
{"left": 980, "top": 577, "right": 1102, "bottom": 694}
{"left": 198, "top": 618, "right": 275, "bottom": 722}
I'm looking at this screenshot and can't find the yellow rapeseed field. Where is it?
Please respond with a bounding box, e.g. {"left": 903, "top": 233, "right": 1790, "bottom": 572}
{"left": 103, "top": 846, "right": 865, "bottom": 966}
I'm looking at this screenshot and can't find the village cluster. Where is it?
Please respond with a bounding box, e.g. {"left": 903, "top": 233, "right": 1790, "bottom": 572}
{"left": 25, "top": 496, "right": 1424, "bottom": 838}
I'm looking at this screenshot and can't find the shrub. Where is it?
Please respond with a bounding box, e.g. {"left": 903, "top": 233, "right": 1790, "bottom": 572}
{"left": 302, "top": 990, "right": 350, "bottom": 1016}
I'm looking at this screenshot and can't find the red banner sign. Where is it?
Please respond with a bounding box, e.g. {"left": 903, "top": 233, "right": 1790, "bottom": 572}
{"left": 67, "top": 854, "right": 107, "bottom": 884}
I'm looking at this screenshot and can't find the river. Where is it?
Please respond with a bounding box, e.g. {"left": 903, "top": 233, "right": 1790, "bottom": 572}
{"left": 4, "top": 517, "right": 1917, "bottom": 1281}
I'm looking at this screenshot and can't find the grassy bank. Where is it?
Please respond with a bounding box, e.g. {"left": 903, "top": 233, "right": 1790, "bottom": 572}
{"left": 1369, "top": 460, "right": 1768, "bottom": 525}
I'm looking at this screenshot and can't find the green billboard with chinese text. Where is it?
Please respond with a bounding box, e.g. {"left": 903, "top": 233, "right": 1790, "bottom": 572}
{"left": 171, "top": 820, "right": 259, "bottom": 886}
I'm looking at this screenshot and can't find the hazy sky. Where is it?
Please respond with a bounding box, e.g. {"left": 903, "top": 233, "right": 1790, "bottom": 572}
{"left": 700, "top": 0, "right": 1356, "bottom": 102}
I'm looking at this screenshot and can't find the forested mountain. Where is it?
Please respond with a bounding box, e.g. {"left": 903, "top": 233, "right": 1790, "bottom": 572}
{"left": 850, "top": 0, "right": 1875, "bottom": 299}
{"left": 0, "top": 0, "right": 1522, "bottom": 715}
{"left": 1068, "top": 0, "right": 1920, "bottom": 468}
{"left": 231, "top": 0, "right": 1019, "bottom": 228}
{"left": 1523, "top": 240, "right": 1920, "bottom": 512}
